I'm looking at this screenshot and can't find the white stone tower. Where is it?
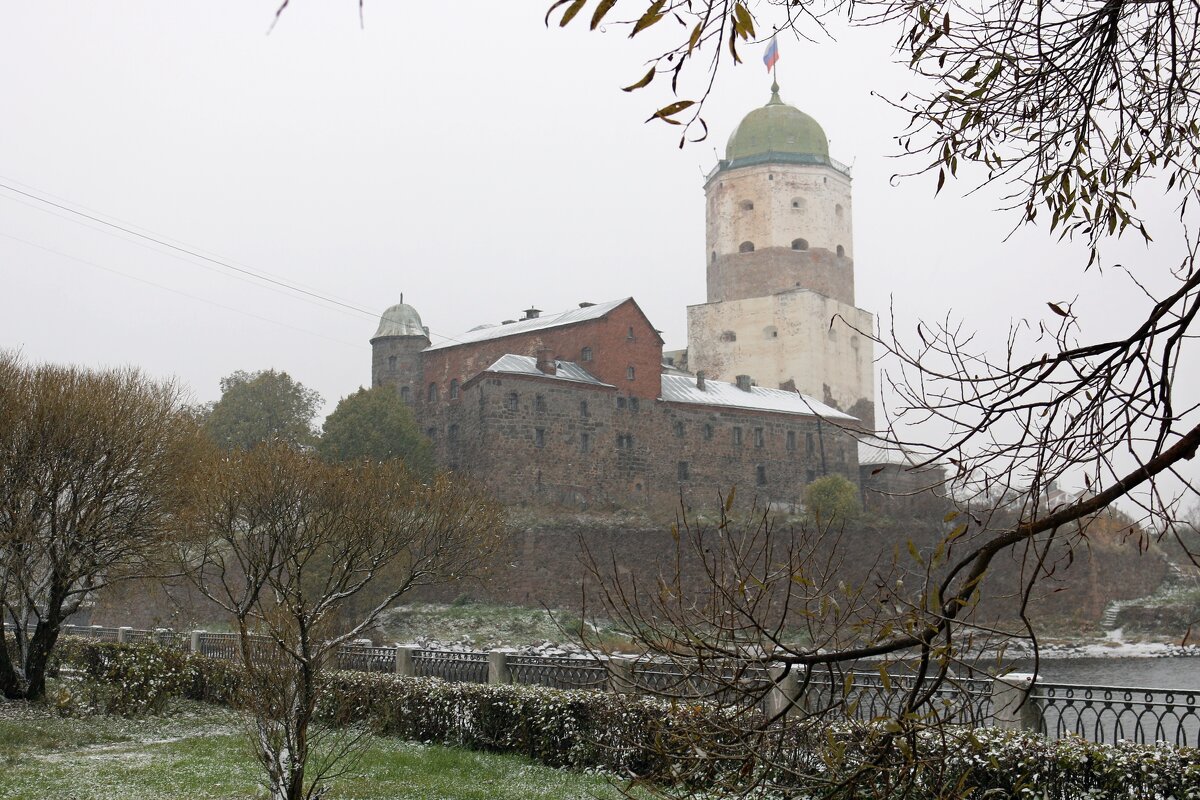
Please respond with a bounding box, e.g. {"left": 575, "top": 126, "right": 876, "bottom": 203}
{"left": 686, "top": 82, "right": 875, "bottom": 427}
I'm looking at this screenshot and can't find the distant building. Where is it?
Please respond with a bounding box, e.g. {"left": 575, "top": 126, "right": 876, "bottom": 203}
{"left": 370, "top": 85, "right": 915, "bottom": 510}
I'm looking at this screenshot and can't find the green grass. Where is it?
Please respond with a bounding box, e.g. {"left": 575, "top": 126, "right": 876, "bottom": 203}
{"left": 0, "top": 700, "right": 635, "bottom": 800}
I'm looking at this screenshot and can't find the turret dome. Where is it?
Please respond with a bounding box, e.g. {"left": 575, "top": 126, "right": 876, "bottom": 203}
{"left": 725, "top": 82, "right": 829, "bottom": 163}
{"left": 372, "top": 299, "right": 427, "bottom": 340}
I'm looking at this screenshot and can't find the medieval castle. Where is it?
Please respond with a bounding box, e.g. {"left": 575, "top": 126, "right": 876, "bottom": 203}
{"left": 370, "top": 84, "right": 921, "bottom": 511}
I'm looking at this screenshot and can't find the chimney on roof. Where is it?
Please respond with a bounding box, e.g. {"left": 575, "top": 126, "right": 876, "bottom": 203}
{"left": 536, "top": 349, "right": 557, "bottom": 376}
{"left": 522, "top": 307, "right": 542, "bottom": 320}
{"left": 578, "top": 301, "right": 596, "bottom": 308}
{"left": 696, "top": 370, "right": 706, "bottom": 391}
{"left": 736, "top": 374, "right": 753, "bottom": 392}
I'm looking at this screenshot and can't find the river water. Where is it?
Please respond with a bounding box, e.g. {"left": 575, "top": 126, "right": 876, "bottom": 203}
{"left": 1012, "top": 656, "right": 1200, "bottom": 690}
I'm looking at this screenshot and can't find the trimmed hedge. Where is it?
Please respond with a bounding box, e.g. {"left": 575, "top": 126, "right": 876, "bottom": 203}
{"left": 53, "top": 639, "right": 1200, "bottom": 799}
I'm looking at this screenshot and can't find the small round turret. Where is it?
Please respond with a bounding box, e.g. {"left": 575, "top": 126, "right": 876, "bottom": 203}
{"left": 371, "top": 295, "right": 430, "bottom": 403}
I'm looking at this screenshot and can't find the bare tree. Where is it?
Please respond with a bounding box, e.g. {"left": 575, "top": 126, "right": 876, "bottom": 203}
{"left": 178, "top": 443, "right": 503, "bottom": 800}
{"left": 543, "top": 2, "right": 1200, "bottom": 794}
{"left": 0, "top": 352, "right": 195, "bottom": 701}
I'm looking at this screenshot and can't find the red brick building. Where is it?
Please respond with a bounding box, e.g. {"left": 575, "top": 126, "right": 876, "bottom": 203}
{"left": 371, "top": 297, "right": 863, "bottom": 511}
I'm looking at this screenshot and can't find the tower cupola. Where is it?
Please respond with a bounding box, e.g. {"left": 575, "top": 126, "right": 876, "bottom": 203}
{"left": 724, "top": 81, "right": 830, "bottom": 165}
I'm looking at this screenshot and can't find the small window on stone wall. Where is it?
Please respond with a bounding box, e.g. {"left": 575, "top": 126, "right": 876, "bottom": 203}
{"left": 739, "top": 199, "right": 754, "bottom": 211}
{"left": 535, "top": 428, "right": 545, "bottom": 448}
{"left": 448, "top": 424, "right": 459, "bottom": 442}
{"left": 787, "top": 430, "right": 796, "bottom": 451}
{"left": 806, "top": 431, "right": 815, "bottom": 454}
{"left": 704, "top": 423, "right": 714, "bottom": 441}
{"left": 835, "top": 204, "right": 844, "bottom": 218}
{"left": 756, "top": 465, "right": 767, "bottom": 486}
{"left": 791, "top": 197, "right": 806, "bottom": 210}
{"left": 791, "top": 238, "right": 809, "bottom": 251}
{"left": 449, "top": 379, "right": 459, "bottom": 400}
{"left": 711, "top": 251, "right": 717, "bottom": 264}
{"left": 678, "top": 461, "right": 690, "bottom": 481}
{"left": 739, "top": 241, "right": 755, "bottom": 254}
{"left": 627, "top": 366, "right": 636, "bottom": 381}
{"left": 764, "top": 326, "right": 778, "bottom": 339}
{"left": 627, "top": 326, "right": 635, "bottom": 340}
{"left": 388, "top": 355, "right": 397, "bottom": 370}
{"left": 629, "top": 397, "right": 640, "bottom": 411}
{"left": 535, "top": 394, "right": 547, "bottom": 412}
{"left": 755, "top": 427, "right": 764, "bottom": 447}
{"left": 427, "top": 383, "right": 438, "bottom": 403}
{"left": 581, "top": 346, "right": 593, "bottom": 362}
{"left": 732, "top": 427, "right": 743, "bottom": 446}
{"left": 674, "top": 420, "right": 684, "bottom": 438}
{"left": 400, "top": 386, "right": 410, "bottom": 403}
{"left": 806, "top": 469, "right": 817, "bottom": 483}
{"left": 506, "top": 392, "right": 519, "bottom": 411}
{"left": 580, "top": 432, "right": 590, "bottom": 453}
{"left": 719, "top": 330, "right": 737, "bottom": 343}
{"left": 836, "top": 244, "right": 846, "bottom": 257}
{"left": 580, "top": 400, "right": 589, "bottom": 418}
{"left": 617, "top": 396, "right": 627, "bottom": 410}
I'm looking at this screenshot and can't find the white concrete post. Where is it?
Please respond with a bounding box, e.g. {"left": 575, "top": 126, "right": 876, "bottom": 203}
{"left": 117, "top": 626, "right": 132, "bottom": 644}
{"left": 190, "top": 630, "right": 205, "bottom": 655}
{"left": 766, "top": 665, "right": 801, "bottom": 719}
{"left": 395, "top": 646, "right": 416, "bottom": 677}
{"left": 488, "top": 650, "right": 511, "bottom": 685}
{"left": 608, "top": 657, "right": 636, "bottom": 694}
{"left": 990, "top": 673, "right": 1040, "bottom": 731}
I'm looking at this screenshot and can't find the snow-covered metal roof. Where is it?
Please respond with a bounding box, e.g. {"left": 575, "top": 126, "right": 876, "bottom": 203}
{"left": 425, "top": 298, "right": 631, "bottom": 352}
{"left": 857, "top": 435, "right": 916, "bottom": 467}
{"left": 482, "top": 354, "right": 614, "bottom": 387}
{"left": 659, "top": 374, "right": 858, "bottom": 421}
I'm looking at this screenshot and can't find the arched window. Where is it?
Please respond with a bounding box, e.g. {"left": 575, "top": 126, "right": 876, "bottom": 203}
{"left": 739, "top": 199, "right": 754, "bottom": 211}
{"left": 427, "top": 383, "right": 438, "bottom": 403}
{"left": 836, "top": 244, "right": 846, "bottom": 257}
{"left": 449, "top": 379, "right": 459, "bottom": 400}
{"left": 791, "top": 238, "right": 809, "bottom": 251}
{"left": 739, "top": 241, "right": 755, "bottom": 253}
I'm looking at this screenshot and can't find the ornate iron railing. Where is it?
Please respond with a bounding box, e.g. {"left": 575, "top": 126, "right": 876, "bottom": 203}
{"left": 802, "top": 670, "right": 994, "bottom": 727}
{"left": 413, "top": 649, "right": 489, "bottom": 684}
{"left": 508, "top": 655, "right": 608, "bottom": 690}
{"left": 39, "top": 620, "right": 1200, "bottom": 747}
{"left": 337, "top": 644, "right": 397, "bottom": 673}
{"left": 1032, "top": 682, "right": 1200, "bottom": 747}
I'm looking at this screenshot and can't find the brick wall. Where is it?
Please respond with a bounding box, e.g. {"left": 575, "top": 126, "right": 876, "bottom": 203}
{"left": 419, "top": 300, "right": 664, "bottom": 402}
{"left": 431, "top": 369, "right": 860, "bottom": 513}
{"left": 707, "top": 246, "right": 854, "bottom": 305}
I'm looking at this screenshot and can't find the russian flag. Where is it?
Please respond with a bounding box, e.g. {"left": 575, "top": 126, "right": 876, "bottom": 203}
{"left": 763, "top": 37, "right": 779, "bottom": 72}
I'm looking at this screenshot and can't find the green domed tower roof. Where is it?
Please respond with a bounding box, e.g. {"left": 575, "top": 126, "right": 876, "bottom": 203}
{"left": 724, "top": 81, "right": 829, "bottom": 163}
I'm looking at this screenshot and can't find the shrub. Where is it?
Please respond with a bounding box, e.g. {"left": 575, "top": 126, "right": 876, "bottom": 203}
{"left": 53, "top": 640, "right": 1200, "bottom": 798}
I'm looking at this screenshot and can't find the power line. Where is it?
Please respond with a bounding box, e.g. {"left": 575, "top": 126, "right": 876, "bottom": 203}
{"left": 1, "top": 231, "right": 364, "bottom": 350}
{"left": 0, "top": 178, "right": 471, "bottom": 347}
{"left": 0, "top": 179, "right": 377, "bottom": 318}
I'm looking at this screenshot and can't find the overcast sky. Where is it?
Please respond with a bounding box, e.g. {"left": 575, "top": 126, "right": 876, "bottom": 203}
{"left": 2, "top": 1, "right": 1195, "bottom": 496}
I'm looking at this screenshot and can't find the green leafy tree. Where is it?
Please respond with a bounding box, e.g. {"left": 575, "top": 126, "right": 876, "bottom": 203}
{"left": 317, "top": 386, "right": 433, "bottom": 476}
{"left": 203, "top": 369, "right": 322, "bottom": 451}
{"left": 802, "top": 474, "right": 861, "bottom": 527}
